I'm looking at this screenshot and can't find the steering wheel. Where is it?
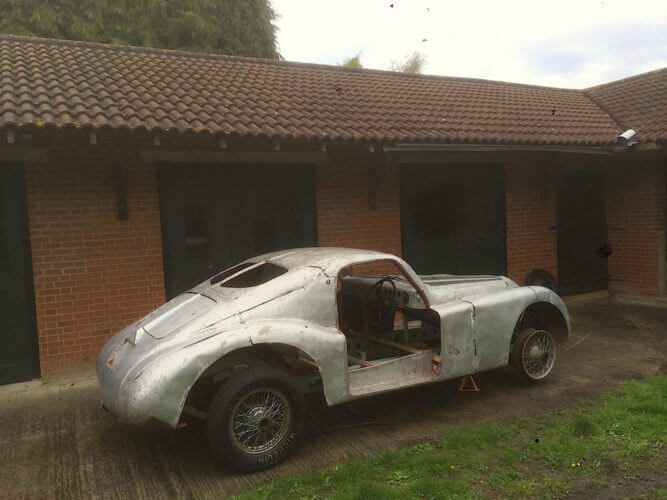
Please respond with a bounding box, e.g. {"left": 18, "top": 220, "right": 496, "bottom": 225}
{"left": 364, "top": 278, "right": 398, "bottom": 328}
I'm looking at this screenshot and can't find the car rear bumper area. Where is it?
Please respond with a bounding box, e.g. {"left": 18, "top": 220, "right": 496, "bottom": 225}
{"left": 96, "top": 341, "right": 144, "bottom": 424}
{"left": 96, "top": 329, "right": 165, "bottom": 426}
{"left": 96, "top": 328, "right": 195, "bottom": 429}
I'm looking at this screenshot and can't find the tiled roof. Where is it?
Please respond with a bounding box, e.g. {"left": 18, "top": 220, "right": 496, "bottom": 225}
{"left": 0, "top": 34, "right": 660, "bottom": 146}
{"left": 585, "top": 68, "right": 667, "bottom": 143}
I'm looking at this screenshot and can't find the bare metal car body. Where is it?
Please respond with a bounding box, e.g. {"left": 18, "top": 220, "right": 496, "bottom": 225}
{"left": 97, "top": 247, "right": 570, "bottom": 429}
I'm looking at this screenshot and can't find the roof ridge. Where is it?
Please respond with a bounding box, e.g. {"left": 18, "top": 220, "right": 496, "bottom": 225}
{"left": 0, "top": 33, "right": 586, "bottom": 93}
{"left": 581, "top": 91, "right": 626, "bottom": 132}
{"left": 584, "top": 66, "right": 667, "bottom": 91}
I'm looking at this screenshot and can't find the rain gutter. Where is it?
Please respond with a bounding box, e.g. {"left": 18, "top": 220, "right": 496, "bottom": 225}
{"left": 382, "top": 144, "right": 614, "bottom": 155}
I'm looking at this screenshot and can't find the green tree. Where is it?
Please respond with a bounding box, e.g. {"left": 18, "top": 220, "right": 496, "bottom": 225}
{"left": 0, "top": 0, "right": 279, "bottom": 58}
{"left": 390, "top": 51, "right": 426, "bottom": 74}
{"left": 340, "top": 53, "right": 363, "bottom": 69}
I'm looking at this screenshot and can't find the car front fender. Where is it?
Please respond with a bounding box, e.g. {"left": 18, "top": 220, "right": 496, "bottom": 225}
{"left": 464, "top": 286, "right": 570, "bottom": 372}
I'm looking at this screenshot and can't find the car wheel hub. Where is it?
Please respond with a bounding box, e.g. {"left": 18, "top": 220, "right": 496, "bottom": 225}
{"left": 229, "top": 388, "right": 291, "bottom": 455}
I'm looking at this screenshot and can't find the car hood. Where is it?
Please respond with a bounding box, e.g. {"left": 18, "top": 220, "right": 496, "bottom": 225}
{"left": 422, "top": 274, "right": 519, "bottom": 303}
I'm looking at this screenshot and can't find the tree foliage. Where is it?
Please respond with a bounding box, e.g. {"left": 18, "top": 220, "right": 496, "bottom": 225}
{"left": 390, "top": 51, "right": 426, "bottom": 74}
{"left": 340, "top": 53, "right": 363, "bottom": 69}
{"left": 0, "top": 0, "right": 279, "bottom": 58}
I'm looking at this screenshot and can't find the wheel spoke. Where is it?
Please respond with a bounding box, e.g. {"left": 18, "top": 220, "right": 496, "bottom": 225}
{"left": 229, "top": 387, "right": 291, "bottom": 454}
{"left": 522, "top": 330, "right": 555, "bottom": 379}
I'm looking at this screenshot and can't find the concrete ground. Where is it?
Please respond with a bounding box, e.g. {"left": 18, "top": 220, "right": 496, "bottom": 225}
{"left": 0, "top": 297, "right": 665, "bottom": 499}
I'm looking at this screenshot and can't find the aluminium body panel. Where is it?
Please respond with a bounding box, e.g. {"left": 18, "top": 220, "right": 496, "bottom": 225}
{"left": 97, "top": 247, "right": 570, "bottom": 428}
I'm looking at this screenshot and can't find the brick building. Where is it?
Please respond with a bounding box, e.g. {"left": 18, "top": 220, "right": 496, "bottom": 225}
{"left": 0, "top": 35, "right": 665, "bottom": 383}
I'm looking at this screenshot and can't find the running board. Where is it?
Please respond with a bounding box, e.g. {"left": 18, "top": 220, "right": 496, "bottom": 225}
{"left": 368, "top": 336, "right": 442, "bottom": 364}
{"left": 348, "top": 349, "right": 436, "bottom": 396}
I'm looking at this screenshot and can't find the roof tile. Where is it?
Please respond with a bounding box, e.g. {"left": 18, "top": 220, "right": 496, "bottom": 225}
{"left": 586, "top": 68, "right": 667, "bottom": 142}
{"left": 0, "top": 35, "right": 663, "bottom": 145}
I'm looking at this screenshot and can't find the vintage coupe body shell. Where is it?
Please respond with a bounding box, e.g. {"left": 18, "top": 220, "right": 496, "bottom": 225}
{"left": 97, "top": 248, "right": 570, "bottom": 428}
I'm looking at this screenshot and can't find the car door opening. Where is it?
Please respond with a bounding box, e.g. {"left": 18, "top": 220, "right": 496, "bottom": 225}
{"left": 336, "top": 260, "right": 441, "bottom": 393}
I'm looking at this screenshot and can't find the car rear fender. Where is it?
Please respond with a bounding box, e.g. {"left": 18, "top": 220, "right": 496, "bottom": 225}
{"left": 129, "top": 319, "right": 347, "bottom": 427}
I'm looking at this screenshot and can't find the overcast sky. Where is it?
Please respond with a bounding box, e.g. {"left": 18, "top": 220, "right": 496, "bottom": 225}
{"left": 272, "top": 0, "right": 667, "bottom": 88}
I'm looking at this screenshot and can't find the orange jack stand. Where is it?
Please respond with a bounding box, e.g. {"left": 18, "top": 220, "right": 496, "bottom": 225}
{"left": 457, "top": 375, "right": 480, "bottom": 392}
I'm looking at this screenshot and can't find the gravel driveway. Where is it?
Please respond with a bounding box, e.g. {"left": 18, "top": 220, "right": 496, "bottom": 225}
{"left": 1, "top": 297, "right": 665, "bottom": 498}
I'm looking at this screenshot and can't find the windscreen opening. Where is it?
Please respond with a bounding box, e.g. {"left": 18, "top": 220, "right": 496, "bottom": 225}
{"left": 219, "top": 262, "right": 288, "bottom": 288}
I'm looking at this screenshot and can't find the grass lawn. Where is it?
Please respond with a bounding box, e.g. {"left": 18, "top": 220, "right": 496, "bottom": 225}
{"left": 238, "top": 375, "right": 666, "bottom": 499}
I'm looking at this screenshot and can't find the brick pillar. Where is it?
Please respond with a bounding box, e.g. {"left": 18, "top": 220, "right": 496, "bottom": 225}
{"left": 26, "top": 152, "right": 166, "bottom": 374}
{"left": 505, "top": 164, "right": 558, "bottom": 285}
{"left": 606, "top": 161, "right": 666, "bottom": 296}
{"left": 315, "top": 157, "right": 402, "bottom": 256}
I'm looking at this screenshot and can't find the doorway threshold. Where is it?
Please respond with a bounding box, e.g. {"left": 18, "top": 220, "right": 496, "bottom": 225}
{"left": 0, "top": 378, "right": 43, "bottom": 394}
{"left": 562, "top": 290, "right": 610, "bottom": 305}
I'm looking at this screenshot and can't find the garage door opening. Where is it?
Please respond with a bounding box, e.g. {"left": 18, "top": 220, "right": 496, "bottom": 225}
{"left": 0, "top": 165, "right": 39, "bottom": 385}
{"left": 557, "top": 170, "right": 608, "bottom": 295}
{"left": 400, "top": 164, "right": 506, "bottom": 276}
{"left": 159, "top": 164, "right": 317, "bottom": 298}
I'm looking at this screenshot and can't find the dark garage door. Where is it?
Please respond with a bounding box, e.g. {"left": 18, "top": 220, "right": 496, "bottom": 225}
{"left": 0, "top": 165, "right": 39, "bottom": 384}
{"left": 159, "top": 164, "right": 316, "bottom": 297}
{"left": 400, "top": 164, "right": 506, "bottom": 276}
{"left": 557, "top": 170, "right": 608, "bottom": 295}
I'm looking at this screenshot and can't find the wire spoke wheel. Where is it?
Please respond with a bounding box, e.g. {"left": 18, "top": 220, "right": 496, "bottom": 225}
{"left": 520, "top": 329, "right": 556, "bottom": 380}
{"left": 207, "top": 367, "right": 304, "bottom": 471}
{"left": 229, "top": 388, "right": 291, "bottom": 455}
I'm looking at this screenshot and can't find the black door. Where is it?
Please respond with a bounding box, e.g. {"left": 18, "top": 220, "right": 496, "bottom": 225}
{"left": 159, "top": 164, "right": 317, "bottom": 298}
{"left": 400, "top": 164, "right": 506, "bottom": 275}
{"left": 0, "top": 165, "right": 39, "bottom": 384}
{"left": 557, "top": 171, "right": 608, "bottom": 295}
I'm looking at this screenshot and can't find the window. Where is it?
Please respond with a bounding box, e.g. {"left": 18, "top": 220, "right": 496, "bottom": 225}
{"left": 219, "top": 262, "right": 288, "bottom": 288}
{"left": 0, "top": 185, "right": 8, "bottom": 273}
{"left": 184, "top": 205, "right": 209, "bottom": 259}
{"left": 345, "top": 260, "right": 405, "bottom": 278}
{"left": 210, "top": 262, "right": 255, "bottom": 285}
{"left": 0, "top": 228, "right": 8, "bottom": 273}
{"left": 410, "top": 186, "right": 454, "bottom": 240}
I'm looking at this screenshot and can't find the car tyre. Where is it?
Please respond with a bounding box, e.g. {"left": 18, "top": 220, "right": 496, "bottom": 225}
{"left": 524, "top": 268, "right": 559, "bottom": 294}
{"left": 206, "top": 366, "right": 304, "bottom": 472}
{"left": 511, "top": 327, "right": 557, "bottom": 381}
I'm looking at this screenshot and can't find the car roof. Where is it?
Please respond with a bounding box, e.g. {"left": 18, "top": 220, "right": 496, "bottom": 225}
{"left": 247, "top": 247, "right": 397, "bottom": 272}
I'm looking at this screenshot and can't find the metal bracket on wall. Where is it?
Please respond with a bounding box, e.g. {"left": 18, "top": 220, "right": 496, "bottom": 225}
{"left": 367, "top": 154, "right": 399, "bottom": 211}
{"left": 368, "top": 167, "right": 377, "bottom": 210}
{"left": 113, "top": 166, "right": 128, "bottom": 221}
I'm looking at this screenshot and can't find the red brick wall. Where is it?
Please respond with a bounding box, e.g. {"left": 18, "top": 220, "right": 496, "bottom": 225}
{"left": 26, "top": 144, "right": 165, "bottom": 374}
{"left": 505, "top": 164, "right": 558, "bottom": 285}
{"left": 316, "top": 158, "right": 562, "bottom": 286}
{"left": 316, "top": 155, "right": 402, "bottom": 256}
{"left": 606, "top": 161, "right": 666, "bottom": 295}
{"left": 21, "top": 136, "right": 665, "bottom": 377}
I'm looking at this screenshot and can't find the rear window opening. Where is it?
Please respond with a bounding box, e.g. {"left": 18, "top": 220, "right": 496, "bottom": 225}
{"left": 210, "top": 262, "right": 254, "bottom": 285}
{"left": 214, "top": 262, "right": 288, "bottom": 288}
